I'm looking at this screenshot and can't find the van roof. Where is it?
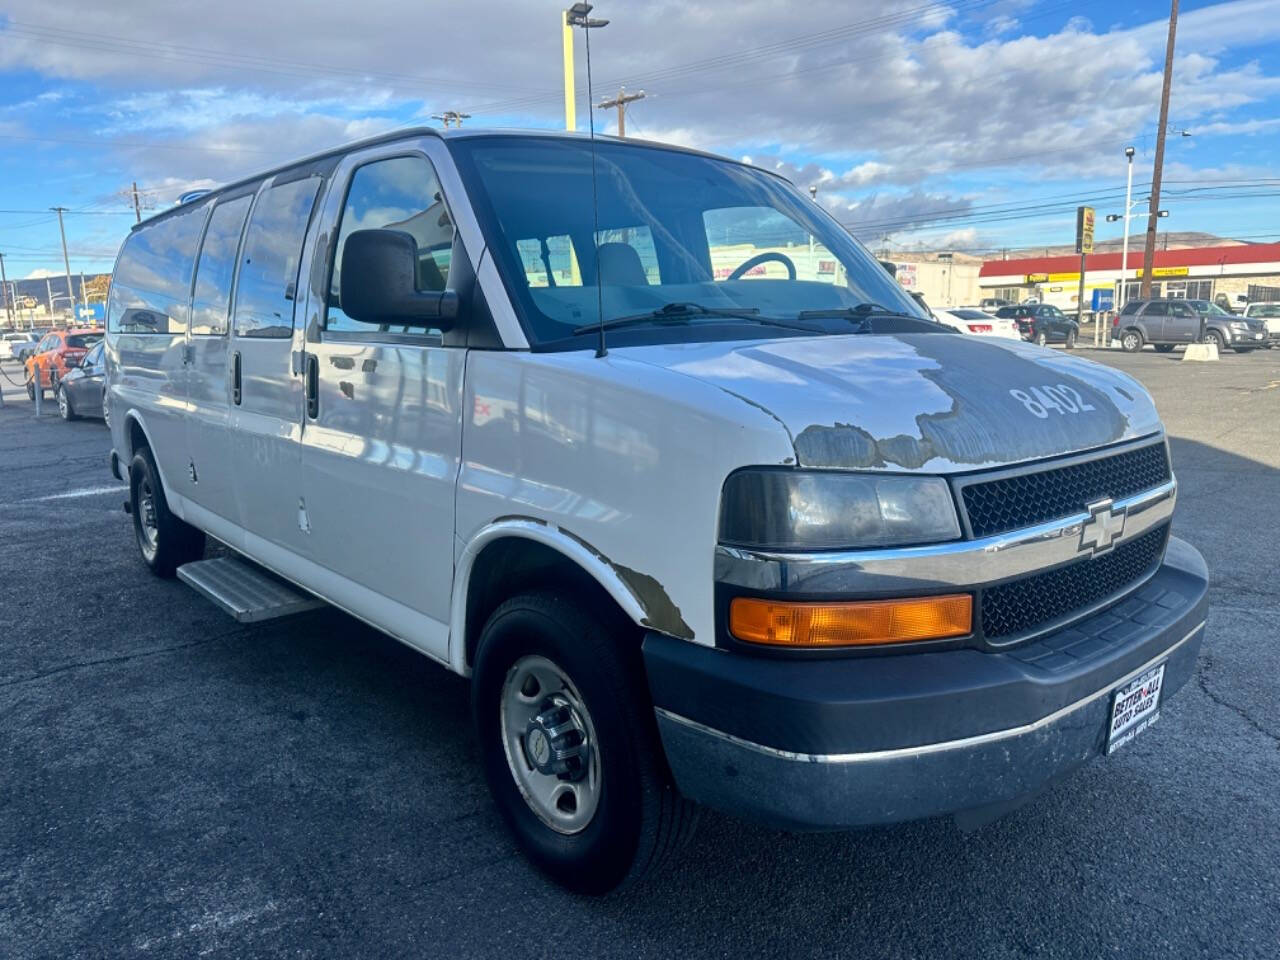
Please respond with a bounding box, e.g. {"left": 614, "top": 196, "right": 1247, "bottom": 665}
{"left": 134, "top": 127, "right": 773, "bottom": 230}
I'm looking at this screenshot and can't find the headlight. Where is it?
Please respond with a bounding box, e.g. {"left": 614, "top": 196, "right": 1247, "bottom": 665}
{"left": 719, "top": 470, "right": 961, "bottom": 551}
{"left": 1230, "top": 321, "right": 1248, "bottom": 331}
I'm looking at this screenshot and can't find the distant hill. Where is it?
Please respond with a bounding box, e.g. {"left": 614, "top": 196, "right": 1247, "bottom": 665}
{"left": 2, "top": 273, "right": 110, "bottom": 318}
{"left": 990, "top": 232, "right": 1244, "bottom": 259}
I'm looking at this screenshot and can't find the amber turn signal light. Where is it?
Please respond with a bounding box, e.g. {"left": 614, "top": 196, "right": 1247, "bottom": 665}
{"left": 729, "top": 595, "right": 972, "bottom": 648}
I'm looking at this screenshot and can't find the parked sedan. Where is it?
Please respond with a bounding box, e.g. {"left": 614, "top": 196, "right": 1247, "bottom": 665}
{"left": 933, "top": 308, "right": 1021, "bottom": 339}
{"left": 1242, "top": 301, "right": 1280, "bottom": 346}
{"left": 994, "top": 304, "right": 1079, "bottom": 347}
{"left": 56, "top": 340, "right": 107, "bottom": 422}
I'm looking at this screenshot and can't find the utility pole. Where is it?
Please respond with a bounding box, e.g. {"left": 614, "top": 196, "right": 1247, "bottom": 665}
{"left": 597, "top": 87, "right": 645, "bottom": 137}
{"left": 0, "top": 252, "right": 11, "bottom": 327}
{"left": 51, "top": 206, "right": 76, "bottom": 320}
{"left": 131, "top": 181, "right": 143, "bottom": 223}
{"left": 431, "top": 110, "right": 471, "bottom": 128}
{"left": 1140, "top": 0, "right": 1178, "bottom": 300}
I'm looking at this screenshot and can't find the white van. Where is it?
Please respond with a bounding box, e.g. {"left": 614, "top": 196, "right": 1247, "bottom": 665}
{"left": 105, "top": 128, "right": 1208, "bottom": 893}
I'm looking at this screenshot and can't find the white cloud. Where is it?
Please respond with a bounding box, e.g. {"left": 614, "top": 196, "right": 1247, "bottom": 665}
{"left": 23, "top": 268, "right": 59, "bottom": 279}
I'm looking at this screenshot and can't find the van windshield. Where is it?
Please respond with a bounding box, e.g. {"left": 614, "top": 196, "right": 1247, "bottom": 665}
{"left": 449, "top": 136, "right": 932, "bottom": 350}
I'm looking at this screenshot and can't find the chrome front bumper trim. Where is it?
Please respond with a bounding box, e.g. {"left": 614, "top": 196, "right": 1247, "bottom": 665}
{"left": 715, "top": 478, "right": 1176, "bottom": 595}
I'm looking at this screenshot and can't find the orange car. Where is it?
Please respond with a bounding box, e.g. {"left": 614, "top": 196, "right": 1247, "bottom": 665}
{"left": 25, "top": 327, "right": 104, "bottom": 399}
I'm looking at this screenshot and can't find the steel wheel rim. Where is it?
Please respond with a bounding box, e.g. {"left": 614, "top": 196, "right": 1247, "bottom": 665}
{"left": 138, "top": 478, "right": 159, "bottom": 555}
{"left": 499, "top": 654, "right": 601, "bottom": 835}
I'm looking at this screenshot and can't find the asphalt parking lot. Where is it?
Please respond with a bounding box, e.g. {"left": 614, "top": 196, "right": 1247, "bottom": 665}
{"left": 1, "top": 347, "right": 1278, "bottom": 959}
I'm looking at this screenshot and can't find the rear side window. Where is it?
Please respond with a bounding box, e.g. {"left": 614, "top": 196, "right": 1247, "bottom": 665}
{"left": 233, "top": 176, "right": 322, "bottom": 338}
{"left": 995, "top": 307, "right": 1015, "bottom": 318}
{"left": 326, "top": 155, "right": 455, "bottom": 334}
{"left": 108, "top": 200, "right": 209, "bottom": 335}
{"left": 1120, "top": 301, "right": 1142, "bottom": 315}
{"left": 191, "top": 195, "right": 253, "bottom": 336}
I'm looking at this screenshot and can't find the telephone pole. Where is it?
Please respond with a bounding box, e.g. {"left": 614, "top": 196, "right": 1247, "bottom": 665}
{"left": 0, "top": 252, "right": 12, "bottom": 327}
{"left": 430, "top": 110, "right": 471, "bottom": 128}
{"left": 597, "top": 87, "right": 646, "bottom": 137}
{"left": 1139, "top": 0, "right": 1178, "bottom": 300}
{"left": 50, "top": 207, "right": 78, "bottom": 318}
{"left": 131, "top": 181, "right": 143, "bottom": 223}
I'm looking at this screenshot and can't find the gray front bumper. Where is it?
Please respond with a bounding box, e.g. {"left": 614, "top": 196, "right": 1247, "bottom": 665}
{"left": 652, "top": 538, "right": 1208, "bottom": 831}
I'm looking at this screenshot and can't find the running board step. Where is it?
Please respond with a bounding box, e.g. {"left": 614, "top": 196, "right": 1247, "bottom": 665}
{"left": 177, "top": 556, "right": 324, "bottom": 623}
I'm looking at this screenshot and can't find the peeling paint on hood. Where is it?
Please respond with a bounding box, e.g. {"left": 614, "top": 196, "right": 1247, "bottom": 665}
{"left": 618, "top": 334, "right": 1162, "bottom": 472}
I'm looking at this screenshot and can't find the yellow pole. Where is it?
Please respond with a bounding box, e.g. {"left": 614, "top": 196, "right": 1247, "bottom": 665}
{"left": 562, "top": 12, "right": 576, "bottom": 131}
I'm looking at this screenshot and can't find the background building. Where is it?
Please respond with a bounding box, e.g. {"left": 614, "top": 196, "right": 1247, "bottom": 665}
{"left": 978, "top": 243, "right": 1280, "bottom": 312}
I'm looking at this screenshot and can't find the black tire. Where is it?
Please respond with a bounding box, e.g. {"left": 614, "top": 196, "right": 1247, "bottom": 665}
{"left": 128, "top": 447, "right": 205, "bottom": 578}
{"left": 57, "top": 384, "right": 77, "bottom": 421}
{"left": 1064, "top": 329, "right": 1077, "bottom": 349}
{"left": 472, "top": 592, "right": 698, "bottom": 895}
{"left": 1120, "top": 328, "right": 1144, "bottom": 352}
{"left": 1207, "top": 329, "right": 1226, "bottom": 352}
{"left": 1154, "top": 344, "right": 1175, "bottom": 353}
{"left": 26, "top": 378, "right": 35, "bottom": 401}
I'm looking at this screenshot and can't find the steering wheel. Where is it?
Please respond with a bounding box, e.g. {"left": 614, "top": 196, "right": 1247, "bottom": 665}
{"left": 727, "top": 251, "right": 796, "bottom": 281}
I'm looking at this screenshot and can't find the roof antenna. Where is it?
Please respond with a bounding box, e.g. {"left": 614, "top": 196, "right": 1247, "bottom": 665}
{"left": 567, "top": 2, "right": 610, "bottom": 358}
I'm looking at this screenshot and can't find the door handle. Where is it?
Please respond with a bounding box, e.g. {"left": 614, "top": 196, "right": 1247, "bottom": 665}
{"left": 305, "top": 354, "right": 319, "bottom": 419}
{"left": 231, "top": 350, "right": 242, "bottom": 406}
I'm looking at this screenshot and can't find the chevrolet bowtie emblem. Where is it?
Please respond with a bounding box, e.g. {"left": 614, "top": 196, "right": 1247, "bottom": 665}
{"left": 1080, "top": 498, "right": 1126, "bottom": 556}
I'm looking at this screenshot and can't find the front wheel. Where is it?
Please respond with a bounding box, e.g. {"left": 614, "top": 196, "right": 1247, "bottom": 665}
{"left": 129, "top": 447, "right": 206, "bottom": 577}
{"left": 1207, "top": 329, "right": 1226, "bottom": 352}
{"left": 57, "top": 385, "right": 77, "bottom": 421}
{"left": 472, "top": 593, "right": 697, "bottom": 894}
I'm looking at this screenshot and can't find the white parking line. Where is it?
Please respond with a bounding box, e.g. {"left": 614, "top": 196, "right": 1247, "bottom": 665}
{"left": 21, "top": 485, "right": 126, "bottom": 503}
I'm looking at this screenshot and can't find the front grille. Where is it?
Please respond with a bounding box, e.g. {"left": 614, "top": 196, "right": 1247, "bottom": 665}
{"left": 961, "top": 442, "right": 1171, "bottom": 539}
{"left": 981, "top": 524, "right": 1169, "bottom": 641}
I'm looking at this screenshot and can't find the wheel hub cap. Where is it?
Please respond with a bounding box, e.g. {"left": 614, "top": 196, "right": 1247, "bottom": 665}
{"left": 500, "top": 655, "right": 601, "bottom": 834}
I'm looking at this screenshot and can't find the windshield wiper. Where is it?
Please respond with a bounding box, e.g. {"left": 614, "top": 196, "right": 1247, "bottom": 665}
{"left": 797, "top": 303, "right": 920, "bottom": 322}
{"left": 571, "top": 302, "right": 817, "bottom": 335}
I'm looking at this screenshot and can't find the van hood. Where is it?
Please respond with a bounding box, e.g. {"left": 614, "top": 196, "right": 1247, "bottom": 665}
{"left": 617, "top": 334, "right": 1163, "bottom": 472}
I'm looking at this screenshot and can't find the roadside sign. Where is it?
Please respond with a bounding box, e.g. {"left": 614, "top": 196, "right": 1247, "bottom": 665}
{"left": 1091, "top": 289, "right": 1115, "bottom": 311}
{"left": 1076, "top": 206, "right": 1095, "bottom": 255}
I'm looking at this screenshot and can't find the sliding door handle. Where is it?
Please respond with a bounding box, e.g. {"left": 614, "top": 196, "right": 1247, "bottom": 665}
{"left": 231, "top": 351, "right": 242, "bottom": 406}
{"left": 305, "top": 354, "right": 319, "bottom": 419}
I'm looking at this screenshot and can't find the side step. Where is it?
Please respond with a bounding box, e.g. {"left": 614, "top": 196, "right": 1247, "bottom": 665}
{"left": 177, "top": 556, "right": 324, "bottom": 623}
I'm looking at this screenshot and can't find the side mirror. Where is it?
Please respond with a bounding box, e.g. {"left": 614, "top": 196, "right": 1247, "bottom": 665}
{"left": 339, "top": 229, "right": 458, "bottom": 328}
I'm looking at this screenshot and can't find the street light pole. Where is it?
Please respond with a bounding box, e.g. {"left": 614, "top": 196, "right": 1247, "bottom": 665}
{"left": 562, "top": 9, "right": 577, "bottom": 131}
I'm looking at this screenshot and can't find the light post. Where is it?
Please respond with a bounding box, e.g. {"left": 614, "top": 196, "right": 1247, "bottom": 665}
{"left": 563, "top": 3, "right": 609, "bottom": 131}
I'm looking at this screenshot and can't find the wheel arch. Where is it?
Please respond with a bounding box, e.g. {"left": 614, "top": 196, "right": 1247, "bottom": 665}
{"left": 450, "top": 520, "right": 653, "bottom": 677}
{"left": 119, "top": 411, "right": 179, "bottom": 498}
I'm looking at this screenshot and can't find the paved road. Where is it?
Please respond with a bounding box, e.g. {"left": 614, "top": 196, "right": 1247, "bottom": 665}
{"left": 1, "top": 349, "right": 1277, "bottom": 958}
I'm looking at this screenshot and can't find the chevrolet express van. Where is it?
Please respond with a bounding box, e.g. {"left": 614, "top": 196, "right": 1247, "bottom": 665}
{"left": 105, "top": 128, "right": 1208, "bottom": 894}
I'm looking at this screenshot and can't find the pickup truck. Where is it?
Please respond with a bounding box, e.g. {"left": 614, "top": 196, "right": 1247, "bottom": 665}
{"left": 104, "top": 128, "right": 1208, "bottom": 894}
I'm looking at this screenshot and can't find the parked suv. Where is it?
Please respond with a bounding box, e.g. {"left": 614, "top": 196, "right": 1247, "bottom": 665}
{"left": 994, "top": 303, "right": 1079, "bottom": 346}
{"left": 105, "top": 128, "right": 1208, "bottom": 894}
{"left": 24, "top": 327, "right": 103, "bottom": 398}
{"left": 1113, "top": 298, "right": 1267, "bottom": 352}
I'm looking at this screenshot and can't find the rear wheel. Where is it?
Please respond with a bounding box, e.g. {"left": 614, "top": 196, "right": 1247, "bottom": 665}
{"left": 128, "top": 447, "right": 205, "bottom": 578}
{"left": 1064, "top": 329, "right": 1077, "bottom": 349}
{"left": 1121, "top": 329, "right": 1144, "bottom": 352}
{"left": 1035, "top": 330, "right": 1048, "bottom": 346}
{"left": 472, "top": 592, "right": 697, "bottom": 894}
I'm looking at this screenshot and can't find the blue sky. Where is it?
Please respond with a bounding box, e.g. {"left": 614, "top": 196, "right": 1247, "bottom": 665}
{"left": 1, "top": 0, "right": 1278, "bottom": 281}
